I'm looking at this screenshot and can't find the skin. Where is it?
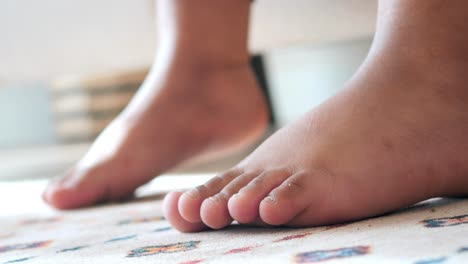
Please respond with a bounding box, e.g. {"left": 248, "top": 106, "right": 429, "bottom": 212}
{"left": 43, "top": 0, "right": 269, "bottom": 209}
{"left": 165, "top": 0, "right": 468, "bottom": 232}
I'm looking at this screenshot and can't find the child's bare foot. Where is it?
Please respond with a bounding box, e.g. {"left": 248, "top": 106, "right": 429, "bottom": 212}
{"left": 44, "top": 62, "right": 268, "bottom": 209}
{"left": 43, "top": 0, "right": 268, "bottom": 209}
{"left": 165, "top": 0, "right": 468, "bottom": 232}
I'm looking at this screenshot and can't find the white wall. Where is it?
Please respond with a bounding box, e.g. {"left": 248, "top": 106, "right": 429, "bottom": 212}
{"left": 265, "top": 37, "right": 373, "bottom": 126}
{"left": 0, "top": 0, "right": 377, "bottom": 81}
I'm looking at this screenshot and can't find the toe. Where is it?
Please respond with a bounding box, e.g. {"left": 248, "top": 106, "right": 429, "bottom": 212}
{"left": 228, "top": 169, "right": 292, "bottom": 224}
{"left": 163, "top": 191, "right": 207, "bottom": 233}
{"left": 259, "top": 171, "right": 329, "bottom": 226}
{"left": 199, "top": 170, "right": 260, "bottom": 229}
{"left": 178, "top": 169, "right": 242, "bottom": 223}
{"left": 43, "top": 184, "right": 102, "bottom": 210}
{"left": 43, "top": 169, "right": 106, "bottom": 210}
{"left": 43, "top": 162, "right": 137, "bottom": 209}
{"left": 199, "top": 195, "right": 232, "bottom": 229}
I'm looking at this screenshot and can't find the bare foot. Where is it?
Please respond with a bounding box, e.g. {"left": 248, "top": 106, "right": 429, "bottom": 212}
{"left": 43, "top": 60, "right": 269, "bottom": 209}
{"left": 165, "top": 0, "right": 468, "bottom": 232}
{"left": 44, "top": 0, "right": 267, "bottom": 209}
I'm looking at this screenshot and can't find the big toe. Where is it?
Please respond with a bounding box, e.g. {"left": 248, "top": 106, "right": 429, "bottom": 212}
{"left": 163, "top": 191, "right": 207, "bottom": 233}
{"left": 43, "top": 167, "right": 112, "bottom": 209}
{"left": 259, "top": 171, "right": 329, "bottom": 226}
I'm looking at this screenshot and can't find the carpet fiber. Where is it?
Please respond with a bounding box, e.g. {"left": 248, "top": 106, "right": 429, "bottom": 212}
{"left": 1, "top": 177, "right": 467, "bottom": 264}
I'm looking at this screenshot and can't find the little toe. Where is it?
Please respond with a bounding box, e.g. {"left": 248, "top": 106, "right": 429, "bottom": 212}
{"left": 259, "top": 171, "right": 330, "bottom": 226}
{"left": 178, "top": 169, "right": 243, "bottom": 223}
{"left": 200, "top": 171, "right": 260, "bottom": 229}
{"left": 228, "top": 169, "right": 292, "bottom": 224}
{"left": 163, "top": 191, "right": 207, "bottom": 233}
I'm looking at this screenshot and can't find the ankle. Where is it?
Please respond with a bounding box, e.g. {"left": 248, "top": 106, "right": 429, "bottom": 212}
{"left": 156, "top": 0, "right": 251, "bottom": 66}
{"left": 375, "top": 0, "right": 468, "bottom": 84}
{"left": 171, "top": 46, "right": 250, "bottom": 69}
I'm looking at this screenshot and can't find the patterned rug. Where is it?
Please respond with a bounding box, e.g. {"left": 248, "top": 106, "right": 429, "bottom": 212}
{"left": 1, "top": 176, "right": 467, "bottom": 264}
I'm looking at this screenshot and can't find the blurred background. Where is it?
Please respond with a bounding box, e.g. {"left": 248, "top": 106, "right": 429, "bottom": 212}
{"left": 0, "top": 0, "right": 377, "bottom": 181}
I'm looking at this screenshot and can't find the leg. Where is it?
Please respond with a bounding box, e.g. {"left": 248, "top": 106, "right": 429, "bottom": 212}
{"left": 169, "top": 0, "right": 468, "bottom": 231}
{"left": 43, "top": 0, "right": 269, "bottom": 209}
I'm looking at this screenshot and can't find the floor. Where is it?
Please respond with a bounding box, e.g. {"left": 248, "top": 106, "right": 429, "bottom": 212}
{"left": 1, "top": 175, "right": 467, "bottom": 264}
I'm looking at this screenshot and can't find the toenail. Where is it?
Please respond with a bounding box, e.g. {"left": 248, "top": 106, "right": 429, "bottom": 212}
{"left": 238, "top": 181, "right": 257, "bottom": 194}
{"left": 262, "top": 193, "right": 276, "bottom": 203}
{"left": 187, "top": 185, "right": 208, "bottom": 198}
{"left": 51, "top": 176, "right": 73, "bottom": 189}
{"left": 207, "top": 195, "right": 224, "bottom": 203}
{"left": 185, "top": 189, "right": 201, "bottom": 199}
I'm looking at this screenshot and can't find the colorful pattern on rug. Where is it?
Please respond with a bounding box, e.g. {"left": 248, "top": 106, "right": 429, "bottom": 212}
{"left": 127, "top": 241, "right": 200, "bottom": 258}
{"left": 273, "top": 231, "right": 313, "bottom": 242}
{"left": 293, "top": 246, "right": 370, "bottom": 263}
{"left": 1, "top": 189, "right": 467, "bottom": 264}
{"left": 223, "top": 245, "right": 261, "bottom": 255}
{"left": 0, "top": 241, "right": 52, "bottom": 254}
{"left": 105, "top": 235, "right": 138, "bottom": 244}
{"left": 18, "top": 217, "right": 62, "bottom": 226}
{"left": 2, "top": 256, "right": 35, "bottom": 264}
{"left": 117, "top": 216, "right": 165, "bottom": 226}
{"left": 56, "top": 246, "right": 89, "bottom": 253}
{"left": 414, "top": 257, "right": 448, "bottom": 264}
{"left": 458, "top": 247, "right": 468, "bottom": 253}
{"left": 179, "top": 260, "right": 204, "bottom": 264}
{"left": 421, "top": 214, "right": 468, "bottom": 228}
